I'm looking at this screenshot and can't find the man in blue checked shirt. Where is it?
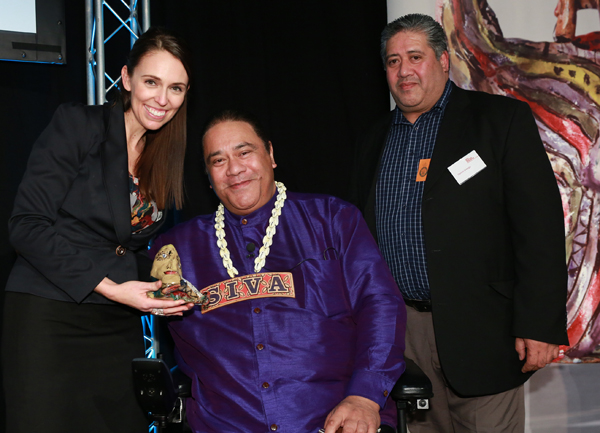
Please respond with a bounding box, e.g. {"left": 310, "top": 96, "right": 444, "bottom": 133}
{"left": 352, "top": 13, "right": 568, "bottom": 433}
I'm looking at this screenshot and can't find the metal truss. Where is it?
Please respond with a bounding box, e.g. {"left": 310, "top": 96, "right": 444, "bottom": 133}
{"left": 142, "top": 314, "right": 159, "bottom": 358}
{"left": 85, "top": 0, "right": 150, "bottom": 105}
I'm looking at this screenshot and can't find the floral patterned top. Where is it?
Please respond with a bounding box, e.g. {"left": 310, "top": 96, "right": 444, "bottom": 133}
{"left": 129, "top": 174, "right": 162, "bottom": 233}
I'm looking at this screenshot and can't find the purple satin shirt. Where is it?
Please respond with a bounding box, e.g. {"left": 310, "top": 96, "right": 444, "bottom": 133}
{"left": 151, "top": 192, "right": 406, "bottom": 432}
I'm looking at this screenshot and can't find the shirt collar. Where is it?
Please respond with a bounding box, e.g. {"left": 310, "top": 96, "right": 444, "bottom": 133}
{"left": 221, "top": 187, "right": 278, "bottom": 228}
{"left": 393, "top": 79, "right": 453, "bottom": 125}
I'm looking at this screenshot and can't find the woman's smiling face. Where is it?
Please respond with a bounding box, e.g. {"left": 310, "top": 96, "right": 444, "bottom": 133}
{"left": 121, "top": 49, "right": 189, "bottom": 133}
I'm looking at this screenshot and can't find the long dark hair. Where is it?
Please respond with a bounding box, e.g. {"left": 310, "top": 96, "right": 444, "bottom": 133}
{"left": 122, "top": 27, "right": 192, "bottom": 210}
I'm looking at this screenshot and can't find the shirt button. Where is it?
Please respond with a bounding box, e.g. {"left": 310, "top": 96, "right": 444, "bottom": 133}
{"left": 256, "top": 344, "right": 264, "bottom": 350}
{"left": 242, "top": 218, "right": 248, "bottom": 225}
{"left": 270, "top": 424, "right": 278, "bottom": 431}
{"left": 383, "top": 390, "right": 389, "bottom": 397}
{"left": 262, "top": 382, "right": 270, "bottom": 388}
{"left": 254, "top": 307, "right": 261, "bottom": 314}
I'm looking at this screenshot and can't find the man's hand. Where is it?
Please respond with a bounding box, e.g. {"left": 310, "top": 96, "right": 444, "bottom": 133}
{"left": 323, "top": 395, "right": 380, "bottom": 433}
{"left": 515, "top": 338, "right": 559, "bottom": 373}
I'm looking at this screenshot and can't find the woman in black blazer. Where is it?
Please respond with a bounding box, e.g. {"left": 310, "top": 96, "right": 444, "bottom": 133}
{"left": 2, "top": 28, "right": 193, "bottom": 433}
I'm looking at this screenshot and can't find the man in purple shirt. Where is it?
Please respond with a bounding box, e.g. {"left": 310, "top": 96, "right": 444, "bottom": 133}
{"left": 150, "top": 110, "right": 406, "bottom": 433}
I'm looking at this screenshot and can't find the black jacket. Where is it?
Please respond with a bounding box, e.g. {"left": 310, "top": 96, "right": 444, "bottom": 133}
{"left": 7, "top": 101, "right": 165, "bottom": 304}
{"left": 352, "top": 83, "right": 569, "bottom": 396}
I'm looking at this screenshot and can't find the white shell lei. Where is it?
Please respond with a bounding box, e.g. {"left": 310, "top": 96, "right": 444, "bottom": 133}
{"left": 215, "top": 181, "right": 287, "bottom": 278}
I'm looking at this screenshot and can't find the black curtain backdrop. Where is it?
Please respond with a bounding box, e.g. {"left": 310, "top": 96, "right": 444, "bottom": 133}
{"left": 0, "top": 1, "right": 388, "bottom": 430}
{"left": 150, "top": 0, "right": 390, "bottom": 218}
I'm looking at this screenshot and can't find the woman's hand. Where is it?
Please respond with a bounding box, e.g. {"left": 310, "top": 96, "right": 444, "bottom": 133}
{"left": 94, "top": 278, "right": 194, "bottom": 316}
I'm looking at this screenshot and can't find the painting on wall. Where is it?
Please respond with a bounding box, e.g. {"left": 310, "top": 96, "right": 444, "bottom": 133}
{"left": 431, "top": 0, "right": 600, "bottom": 362}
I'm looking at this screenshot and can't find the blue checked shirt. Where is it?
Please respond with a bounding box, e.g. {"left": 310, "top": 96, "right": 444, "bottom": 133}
{"left": 376, "top": 81, "right": 452, "bottom": 300}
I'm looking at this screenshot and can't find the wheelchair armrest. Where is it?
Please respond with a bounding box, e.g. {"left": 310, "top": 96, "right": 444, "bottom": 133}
{"left": 132, "top": 357, "right": 179, "bottom": 417}
{"left": 391, "top": 357, "right": 433, "bottom": 401}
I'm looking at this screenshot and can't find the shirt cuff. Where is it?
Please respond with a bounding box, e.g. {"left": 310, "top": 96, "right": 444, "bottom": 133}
{"left": 345, "top": 369, "right": 399, "bottom": 408}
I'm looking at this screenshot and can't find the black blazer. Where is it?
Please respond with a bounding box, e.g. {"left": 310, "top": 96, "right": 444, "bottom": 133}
{"left": 353, "top": 83, "right": 569, "bottom": 396}
{"left": 7, "top": 101, "right": 165, "bottom": 304}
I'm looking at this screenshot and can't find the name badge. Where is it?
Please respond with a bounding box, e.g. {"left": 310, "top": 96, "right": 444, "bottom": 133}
{"left": 447, "top": 150, "right": 486, "bottom": 185}
{"left": 199, "top": 272, "right": 295, "bottom": 313}
{"left": 416, "top": 159, "right": 430, "bottom": 182}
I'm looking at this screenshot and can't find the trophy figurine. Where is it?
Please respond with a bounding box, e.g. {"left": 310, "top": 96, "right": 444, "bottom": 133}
{"left": 149, "top": 244, "right": 208, "bottom": 305}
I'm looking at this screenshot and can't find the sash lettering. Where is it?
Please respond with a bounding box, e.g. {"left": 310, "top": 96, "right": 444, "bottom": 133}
{"left": 200, "top": 272, "right": 295, "bottom": 313}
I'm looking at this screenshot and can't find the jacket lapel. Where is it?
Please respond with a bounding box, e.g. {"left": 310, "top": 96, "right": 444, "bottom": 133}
{"left": 101, "top": 101, "right": 132, "bottom": 246}
{"left": 424, "top": 85, "right": 472, "bottom": 195}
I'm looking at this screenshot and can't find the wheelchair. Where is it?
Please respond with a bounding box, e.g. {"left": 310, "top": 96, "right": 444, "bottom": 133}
{"left": 132, "top": 356, "right": 432, "bottom": 433}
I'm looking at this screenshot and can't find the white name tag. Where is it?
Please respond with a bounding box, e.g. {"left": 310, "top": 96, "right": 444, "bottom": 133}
{"left": 447, "top": 150, "right": 486, "bottom": 185}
